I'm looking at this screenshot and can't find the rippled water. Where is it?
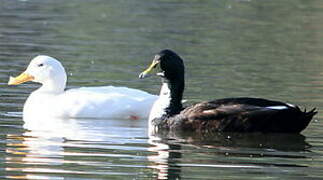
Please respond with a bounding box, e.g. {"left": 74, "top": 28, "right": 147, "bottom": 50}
{"left": 1, "top": 0, "right": 323, "bottom": 179}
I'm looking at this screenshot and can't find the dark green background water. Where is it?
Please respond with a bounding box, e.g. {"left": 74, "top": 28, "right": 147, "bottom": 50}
{"left": 1, "top": 0, "right": 323, "bottom": 179}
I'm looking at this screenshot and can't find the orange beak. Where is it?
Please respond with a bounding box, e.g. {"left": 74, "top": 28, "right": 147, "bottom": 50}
{"left": 8, "top": 72, "right": 35, "bottom": 85}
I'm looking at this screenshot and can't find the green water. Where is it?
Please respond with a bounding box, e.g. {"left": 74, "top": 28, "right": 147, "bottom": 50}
{"left": 1, "top": 0, "right": 323, "bottom": 179}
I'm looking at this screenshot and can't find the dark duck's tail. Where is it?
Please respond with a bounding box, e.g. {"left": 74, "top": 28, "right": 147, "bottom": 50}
{"left": 297, "top": 107, "right": 317, "bottom": 132}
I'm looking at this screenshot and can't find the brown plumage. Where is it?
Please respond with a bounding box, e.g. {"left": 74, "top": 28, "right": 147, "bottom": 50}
{"left": 158, "top": 98, "right": 316, "bottom": 133}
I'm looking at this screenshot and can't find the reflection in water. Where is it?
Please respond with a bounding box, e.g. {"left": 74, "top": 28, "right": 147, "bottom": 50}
{"left": 147, "top": 132, "right": 310, "bottom": 180}
{"left": 6, "top": 133, "right": 66, "bottom": 180}
{"left": 6, "top": 118, "right": 93, "bottom": 179}
{"left": 171, "top": 131, "right": 311, "bottom": 153}
{"left": 3, "top": 115, "right": 313, "bottom": 180}
{"left": 148, "top": 136, "right": 181, "bottom": 180}
{"left": 5, "top": 116, "right": 146, "bottom": 179}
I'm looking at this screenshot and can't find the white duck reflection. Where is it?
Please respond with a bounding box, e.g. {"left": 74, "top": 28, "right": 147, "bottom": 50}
{"left": 5, "top": 115, "right": 146, "bottom": 179}
{"left": 147, "top": 135, "right": 182, "bottom": 180}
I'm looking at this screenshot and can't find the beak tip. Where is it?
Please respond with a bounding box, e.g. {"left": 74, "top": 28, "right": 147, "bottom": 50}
{"left": 139, "top": 72, "right": 146, "bottom": 79}
{"left": 8, "top": 76, "right": 15, "bottom": 85}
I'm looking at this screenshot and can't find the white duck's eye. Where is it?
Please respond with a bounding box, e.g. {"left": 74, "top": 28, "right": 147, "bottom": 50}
{"left": 38, "top": 63, "right": 44, "bottom": 67}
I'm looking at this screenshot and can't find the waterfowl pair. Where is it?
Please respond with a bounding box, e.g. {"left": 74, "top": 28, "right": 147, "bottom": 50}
{"left": 8, "top": 55, "right": 157, "bottom": 120}
{"left": 139, "top": 49, "right": 317, "bottom": 134}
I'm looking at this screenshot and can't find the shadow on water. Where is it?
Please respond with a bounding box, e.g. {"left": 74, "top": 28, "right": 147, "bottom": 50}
{"left": 174, "top": 131, "right": 310, "bottom": 152}
{"left": 147, "top": 131, "right": 311, "bottom": 179}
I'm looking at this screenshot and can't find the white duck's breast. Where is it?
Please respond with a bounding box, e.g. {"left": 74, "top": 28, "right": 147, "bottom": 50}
{"left": 23, "top": 90, "right": 62, "bottom": 119}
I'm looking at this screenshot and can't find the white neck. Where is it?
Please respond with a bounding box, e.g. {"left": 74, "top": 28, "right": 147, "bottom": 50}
{"left": 38, "top": 76, "right": 66, "bottom": 94}
{"left": 148, "top": 83, "right": 171, "bottom": 132}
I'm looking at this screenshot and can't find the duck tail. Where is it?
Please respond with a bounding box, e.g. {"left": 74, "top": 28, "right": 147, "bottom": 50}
{"left": 298, "top": 107, "right": 317, "bottom": 132}
{"left": 304, "top": 107, "right": 317, "bottom": 120}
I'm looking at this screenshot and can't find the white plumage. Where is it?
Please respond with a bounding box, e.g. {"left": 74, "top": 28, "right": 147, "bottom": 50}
{"left": 8, "top": 55, "right": 157, "bottom": 120}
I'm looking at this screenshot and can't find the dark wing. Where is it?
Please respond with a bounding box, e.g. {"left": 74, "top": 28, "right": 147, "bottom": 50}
{"left": 168, "top": 97, "right": 317, "bottom": 133}
{"left": 207, "top": 97, "right": 291, "bottom": 108}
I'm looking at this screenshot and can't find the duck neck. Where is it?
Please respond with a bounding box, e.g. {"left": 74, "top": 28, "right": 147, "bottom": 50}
{"left": 149, "top": 77, "right": 184, "bottom": 122}
{"left": 38, "top": 76, "right": 66, "bottom": 94}
{"left": 165, "top": 78, "right": 184, "bottom": 116}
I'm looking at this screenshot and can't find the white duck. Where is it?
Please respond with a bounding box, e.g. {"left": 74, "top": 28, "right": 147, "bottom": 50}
{"left": 8, "top": 55, "right": 157, "bottom": 120}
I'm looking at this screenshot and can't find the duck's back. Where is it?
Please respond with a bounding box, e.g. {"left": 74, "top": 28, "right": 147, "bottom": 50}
{"left": 166, "top": 97, "right": 317, "bottom": 133}
{"left": 62, "top": 86, "right": 158, "bottom": 119}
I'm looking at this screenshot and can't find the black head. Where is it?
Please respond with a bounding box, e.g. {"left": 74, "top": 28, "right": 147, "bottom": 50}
{"left": 139, "top": 49, "right": 185, "bottom": 81}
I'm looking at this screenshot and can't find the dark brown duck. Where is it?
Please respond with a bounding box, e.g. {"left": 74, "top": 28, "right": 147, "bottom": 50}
{"left": 139, "top": 49, "right": 317, "bottom": 134}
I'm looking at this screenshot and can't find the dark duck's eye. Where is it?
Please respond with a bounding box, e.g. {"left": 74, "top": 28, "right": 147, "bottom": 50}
{"left": 38, "top": 63, "right": 44, "bottom": 67}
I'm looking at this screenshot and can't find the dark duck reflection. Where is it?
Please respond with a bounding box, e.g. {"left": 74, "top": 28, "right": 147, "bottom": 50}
{"left": 139, "top": 49, "right": 317, "bottom": 135}
{"left": 146, "top": 133, "right": 310, "bottom": 180}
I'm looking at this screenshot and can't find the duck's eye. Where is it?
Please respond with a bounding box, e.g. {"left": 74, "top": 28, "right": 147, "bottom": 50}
{"left": 38, "top": 63, "right": 44, "bottom": 67}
